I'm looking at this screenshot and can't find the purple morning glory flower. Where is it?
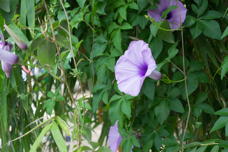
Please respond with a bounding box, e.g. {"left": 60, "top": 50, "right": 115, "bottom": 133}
{"left": 0, "top": 41, "right": 19, "bottom": 77}
{"left": 115, "top": 40, "right": 161, "bottom": 96}
{"left": 107, "top": 122, "right": 122, "bottom": 152}
{"left": 148, "top": 0, "right": 187, "bottom": 29}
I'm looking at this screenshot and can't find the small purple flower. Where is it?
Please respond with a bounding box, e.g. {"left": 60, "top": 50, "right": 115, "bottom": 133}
{"left": 0, "top": 41, "right": 19, "bottom": 77}
{"left": 107, "top": 122, "right": 122, "bottom": 152}
{"left": 148, "top": 0, "right": 187, "bottom": 29}
{"left": 115, "top": 40, "right": 161, "bottom": 96}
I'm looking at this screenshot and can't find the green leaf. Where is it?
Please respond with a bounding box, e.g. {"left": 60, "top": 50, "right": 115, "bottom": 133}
{"left": 71, "top": 11, "right": 84, "bottom": 29}
{"left": 118, "top": 6, "right": 127, "bottom": 20}
{"left": 215, "top": 108, "right": 228, "bottom": 116}
{"left": 109, "top": 95, "right": 122, "bottom": 103}
{"left": 120, "top": 22, "right": 132, "bottom": 30}
{"left": 184, "top": 15, "right": 196, "bottom": 27}
{"left": 199, "top": 20, "right": 221, "bottom": 40}
{"left": 221, "top": 26, "right": 228, "bottom": 39}
{"left": 56, "top": 116, "right": 71, "bottom": 136}
{"left": 195, "top": 0, "right": 208, "bottom": 17}
{"left": 197, "top": 103, "right": 214, "bottom": 114}
{"left": 155, "top": 101, "right": 170, "bottom": 124}
{"left": 187, "top": 76, "right": 198, "bottom": 95}
{"left": 200, "top": 10, "right": 223, "bottom": 19}
{"left": 51, "top": 122, "right": 67, "bottom": 152}
{"left": 168, "top": 44, "right": 178, "bottom": 59}
{"left": 26, "top": 0, "right": 35, "bottom": 28}
{"left": 29, "top": 123, "right": 53, "bottom": 152}
{"left": 210, "top": 116, "right": 228, "bottom": 133}
{"left": 102, "top": 90, "right": 109, "bottom": 104}
{"left": 196, "top": 146, "right": 207, "bottom": 152}
{"left": 221, "top": 56, "right": 228, "bottom": 79}
{"left": 137, "top": 0, "right": 148, "bottom": 10}
{"left": 6, "top": 24, "right": 29, "bottom": 44}
{"left": 0, "top": 15, "right": 4, "bottom": 30}
{"left": 131, "top": 15, "right": 147, "bottom": 29}
{"left": 226, "top": 123, "right": 228, "bottom": 137}
{"left": 76, "top": 0, "right": 86, "bottom": 8}
{"left": 158, "top": 30, "right": 175, "bottom": 43}
{"left": 190, "top": 22, "right": 202, "bottom": 39}
{"left": 97, "top": 147, "right": 112, "bottom": 152}
{"left": 121, "top": 99, "right": 131, "bottom": 119}
{"left": 169, "top": 99, "right": 185, "bottom": 113}
{"left": 37, "top": 40, "right": 56, "bottom": 65}
{"left": 44, "top": 99, "right": 55, "bottom": 115}
{"left": 142, "top": 79, "right": 155, "bottom": 100}
{"left": 122, "top": 137, "right": 133, "bottom": 152}
{"left": 151, "top": 37, "right": 163, "bottom": 59}
{"left": 157, "top": 44, "right": 178, "bottom": 70}
{"left": 91, "top": 34, "right": 107, "bottom": 58}
{"left": 20, "top": 0, "right": 27, "bottom": 25}
{"left": 131, "top": 135, "right": 140, "bottom": 147}
{"left": 149, "top": 23, "right": 160, "bottom": 38}
{"left": 195, "top": 92, "right": 208, "bottom": 104}
{"left": 108, "top": 22, "right": 119, "bottom": 33}
{"left": 210, "top": 145, "right": 219, "bottom": 152}
{"left": 109, "top": 100, "right": 122, "bottom": 123}
{"left": 112, "top": 29, "right": 122, "bottom": 51}
{"left": 128, "top": 2, "right": 138, "bottom": 10}
{"left": 0, "top": 0, "right": 10, "bottom": 12}
{"left": 190, "top": 147, "right": 197, "bottom": 152}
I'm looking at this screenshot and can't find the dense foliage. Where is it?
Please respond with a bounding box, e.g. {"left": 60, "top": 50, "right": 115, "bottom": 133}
{"left": 0, "top": 0, "right": 228, "bottom": 151}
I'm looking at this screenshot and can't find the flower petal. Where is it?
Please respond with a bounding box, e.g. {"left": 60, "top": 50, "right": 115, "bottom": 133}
{"left": 141, "top": 49, "right": 157, "bottom": 77}
{"left": 1, "top": 61, "right": 12, "bottom": 77}
{"left": 148, "top": 10, "right": 162, "bottom": 22}
{"left": 118, "top": 75, "right": 145, "bottom": 96}
{"left": 124, "top": 40, "right": 151, "bottom": 66}
{"left": 149, "top": 70, "right": 162, "bottom": 80}
{"left": 0, "top": 48, "right": 19, "bottom": 64}
{"left": 168, "top": 0, "right": 187, "bottom": 29}
{"left": 115, "top": 40, "right": 159, "bottom": 96}
{"left": 159, "top": 0, "right": 170, "bottom": 10}
{"left": 115, "top": 56, "right": 145, "bottom": 96}
{"left": 107, "top": 122, "right": 122, "bottom": 152}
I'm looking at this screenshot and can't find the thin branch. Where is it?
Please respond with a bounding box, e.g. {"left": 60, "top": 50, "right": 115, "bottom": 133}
{"left": 181, "top": 29, "right": 191, "bottom": 151}
{"left": 9, "top": 117, "right": 55, "bottom": 143}
{"left": 59, "top": 0, "right": 77, "bottom": 67}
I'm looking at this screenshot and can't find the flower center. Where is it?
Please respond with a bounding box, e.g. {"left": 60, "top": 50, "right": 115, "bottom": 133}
{"left": 139, "top": 63, "right": 148, "bottom": 77}
{"left": 166, "top": 12, "right": 172, "bottom": 20}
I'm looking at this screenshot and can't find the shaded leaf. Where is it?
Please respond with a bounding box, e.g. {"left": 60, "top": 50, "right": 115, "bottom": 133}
{"left": 51, "top": 122, "right": 67, "bottom": 152}
{"left": 221, "top": 56, "right": 228, "bottom": 79}
{"left": 221, "top": 26, "right": 228, "bottom": 39}
{"left": 155, "top": 101, "right": 170, "bottom": 124}
{"left": 210, "top": 116, "right": 228, "bottom": 132}
{"left": 30, "top": 123, "right": 52, "bottom": 152}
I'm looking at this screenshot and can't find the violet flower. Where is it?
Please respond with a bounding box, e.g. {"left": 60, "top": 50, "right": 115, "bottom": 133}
{"left": 0, "top": 41, "right": 19, "bottom": 77}
{"left": 107, "top": 122, "right": 122, "bottom": 152}
{"left": 115, "top": 40, "right": 161, "bottom": 96}
{"left": 148, "top": 0, "right": 187, "bottom": 29}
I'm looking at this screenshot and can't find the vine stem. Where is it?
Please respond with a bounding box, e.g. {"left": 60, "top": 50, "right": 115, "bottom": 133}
{"left": 59, "top": 0, "right": 77, "bottom": 68}
{"left": 181, "top": 29, "right": 191, "bottom": 151}
{"left": 9, "top": 117, "right": 55, "bottom": 143}
{"left": 58, "top": 0, "right": 83, "bottom": 149}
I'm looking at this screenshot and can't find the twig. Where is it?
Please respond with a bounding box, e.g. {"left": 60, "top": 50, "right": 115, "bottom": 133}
{"left": 59, "top": 0, "right": 77, "bottom": 67}
{"left": 9, "top": 117, "right": 55, "bottom": 143}
{"left": 181, "top": 29, "right": 191, "bottom": 151}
